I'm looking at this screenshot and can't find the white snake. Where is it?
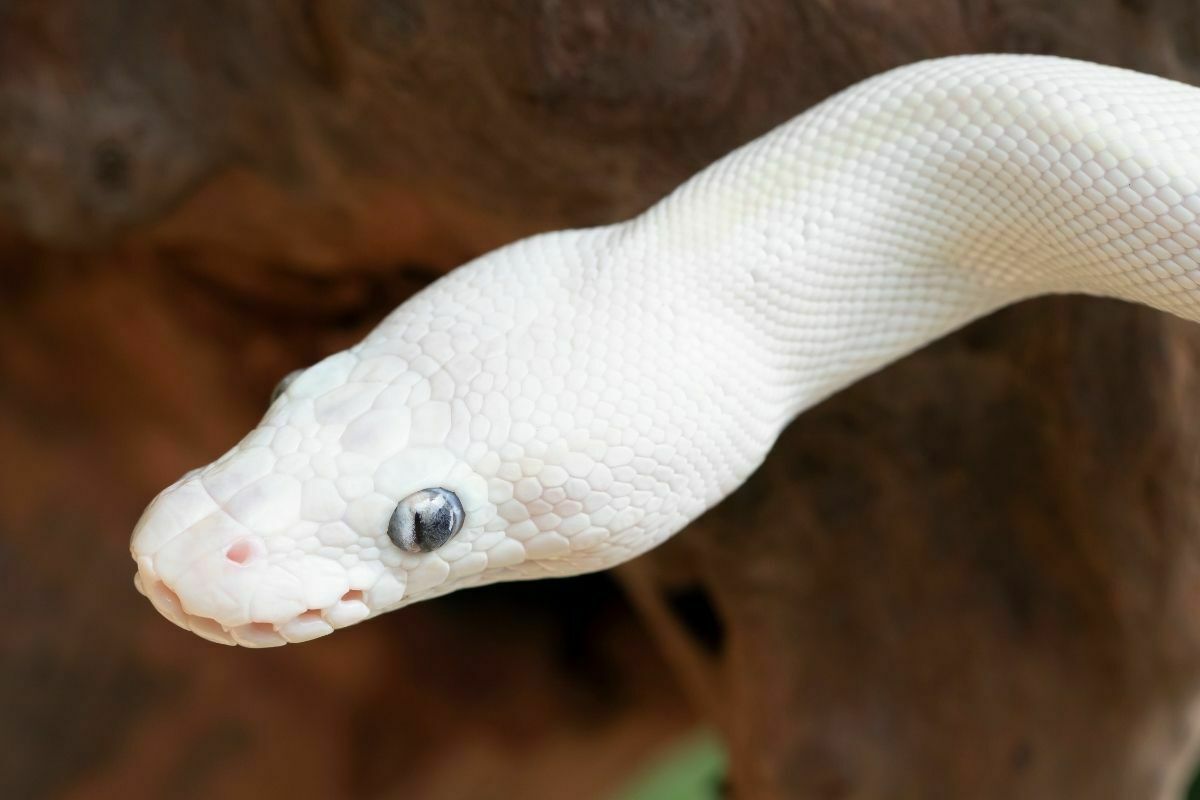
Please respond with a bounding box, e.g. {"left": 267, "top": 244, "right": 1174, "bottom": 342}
{"left": 131, "top": 55, "right": 1200, "bottom": 647}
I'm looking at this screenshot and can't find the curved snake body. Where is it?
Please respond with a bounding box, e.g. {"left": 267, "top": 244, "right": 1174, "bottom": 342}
{"left": 131, "top": 55, "right": 1200, "bottom": 646}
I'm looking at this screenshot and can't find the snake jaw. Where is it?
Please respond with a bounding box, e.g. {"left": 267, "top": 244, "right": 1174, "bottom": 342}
{"left": 133, "top": 555, "right": 377, "bottom": 647}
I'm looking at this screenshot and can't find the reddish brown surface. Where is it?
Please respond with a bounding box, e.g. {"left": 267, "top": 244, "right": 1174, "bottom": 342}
{"left": 6, "top": 2, "right": 1200, "bottom": 798}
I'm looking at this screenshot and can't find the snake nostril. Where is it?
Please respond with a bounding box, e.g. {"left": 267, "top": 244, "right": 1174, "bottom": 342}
{"left": 341, "top": 589, "right": 364, "bottom": 603}
{"left": 225, "top": 539, "right": 255, "bottom": 565}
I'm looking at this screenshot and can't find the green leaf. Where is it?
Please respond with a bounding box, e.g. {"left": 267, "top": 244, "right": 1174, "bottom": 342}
{"left": 613, "top": 730, "right": 727, "bottom": 800}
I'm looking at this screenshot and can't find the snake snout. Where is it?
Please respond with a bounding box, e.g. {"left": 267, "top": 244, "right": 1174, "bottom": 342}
{"left": 131, "top": 477, "right": 376, "bottom": 647}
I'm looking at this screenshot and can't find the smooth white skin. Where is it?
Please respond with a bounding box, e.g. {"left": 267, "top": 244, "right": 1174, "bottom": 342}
{"left": 133, "top": 55, "right": 1200, "bottom": 646}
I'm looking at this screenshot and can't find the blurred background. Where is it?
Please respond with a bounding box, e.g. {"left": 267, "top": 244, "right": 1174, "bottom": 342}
{"left": 8, "top": 1, "right": 1200, "bottom": 798}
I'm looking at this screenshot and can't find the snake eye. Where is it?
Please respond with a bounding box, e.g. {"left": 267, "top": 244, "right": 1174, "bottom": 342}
{"left": 387, "top": 488, "right": 465, "bottom": 553}
{"left": 269, "top": 369, "right": 305, "bottom": 404}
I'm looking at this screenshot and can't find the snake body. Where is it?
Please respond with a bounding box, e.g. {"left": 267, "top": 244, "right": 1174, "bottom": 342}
{"left": 132, "top": 55, "right": 1200, "bottom": 646}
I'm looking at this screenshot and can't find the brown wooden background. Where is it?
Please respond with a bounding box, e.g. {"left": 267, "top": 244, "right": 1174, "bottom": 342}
{"left": 6, "top": 2, "right": 1200, "bottom": 798}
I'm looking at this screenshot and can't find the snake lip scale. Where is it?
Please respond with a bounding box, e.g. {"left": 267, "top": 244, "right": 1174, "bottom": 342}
{"left": 132, "top": 54, "right": 1200, "bottom": 646}
{"left": 134, "top": 559, "right": 358, "bottom": 646}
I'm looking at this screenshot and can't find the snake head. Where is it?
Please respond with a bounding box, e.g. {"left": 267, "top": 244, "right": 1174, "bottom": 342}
{"left": 129, "top": 349, "right": 519, "bottom": 647}
{"left": 130, "top": 235, "right": 694, "bottom": 646}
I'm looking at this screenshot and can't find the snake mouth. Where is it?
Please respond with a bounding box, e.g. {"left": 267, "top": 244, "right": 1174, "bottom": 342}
{"left": 133, "top": 560, "right": 373, "bottom": 647}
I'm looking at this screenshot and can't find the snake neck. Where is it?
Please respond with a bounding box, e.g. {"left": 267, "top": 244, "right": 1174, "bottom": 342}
{"left": 578, "top": 55, "right": 1200, "bottom": 510}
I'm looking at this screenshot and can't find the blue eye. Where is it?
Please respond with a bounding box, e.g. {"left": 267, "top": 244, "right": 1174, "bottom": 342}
{"left": 388, "top": 488, "right": 465, "bottom": 552}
